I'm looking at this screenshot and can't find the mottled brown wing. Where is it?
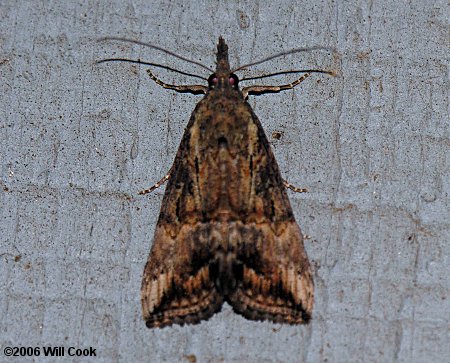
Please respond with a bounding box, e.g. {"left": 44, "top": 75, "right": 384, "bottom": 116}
{"left": 142, "top": 93, "right": 313, "bottom": 328}
{"left": 226, "top": 221, "right": 313, "bottom": 324}
{"left": 141, "top": 112, "right": 223, "bottom": 328}
{"left": 141, "top": 224, "right": 223, "bottom": 328}
{"left": 223, "top": 105, "right": 313, "bottom": 324}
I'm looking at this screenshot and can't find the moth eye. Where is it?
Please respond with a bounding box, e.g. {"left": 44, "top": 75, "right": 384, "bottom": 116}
{"left": 229, "top": 74, "right": 239, "bottom": 87}
{"left": 208, "top": 74, "right": 218, "bottom": 88}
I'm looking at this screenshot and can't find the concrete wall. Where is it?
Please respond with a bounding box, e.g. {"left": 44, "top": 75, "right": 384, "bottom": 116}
{"left": 1, "top": 1, "right": 448, "bottom": 362}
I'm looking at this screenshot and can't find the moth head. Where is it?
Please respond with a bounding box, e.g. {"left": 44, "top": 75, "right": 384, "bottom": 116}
{"left": 208, "top": 73, "right": 239, "bottom": 90}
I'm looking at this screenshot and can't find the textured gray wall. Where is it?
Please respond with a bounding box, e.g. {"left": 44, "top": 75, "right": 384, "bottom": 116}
{"left": 1, "top": 1, "right": 448, "bottom": 362}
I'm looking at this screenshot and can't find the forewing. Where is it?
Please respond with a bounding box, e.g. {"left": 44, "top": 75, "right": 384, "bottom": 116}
{"left": 226, "top": 105, "right": 314, "bottom": 324}
{"left": 141, "top": 224, "right": 222, "bottom": 328}
{"left": 227, "top": 221, "right": 313, "bottom": 324}
{"left": 141, "top": 116, "right": 222, "bottom": 328}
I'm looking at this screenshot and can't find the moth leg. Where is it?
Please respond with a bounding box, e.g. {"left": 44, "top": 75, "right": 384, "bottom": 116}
{"left": 138, "top": 172, "right": 171, "bottom": 195}
{"left": 146, "top": 69, "right": 208, "bottom": 94}
{"left": 242, "top": 73, "right": 311, "bottom": 99}
{"left": 283, "top": 179, "right": 308, "bottom": 193}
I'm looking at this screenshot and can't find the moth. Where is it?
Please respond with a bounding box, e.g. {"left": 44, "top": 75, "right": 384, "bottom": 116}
{"left": 99, "top": 37, "right": 334, "bottom": 328}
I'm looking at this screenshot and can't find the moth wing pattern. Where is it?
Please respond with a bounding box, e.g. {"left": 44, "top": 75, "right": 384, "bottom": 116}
{"left": 227, "top": 222, "right": 313, "bottom": 324}
{"left": 141, "top": 37, "right": 315, "bottom": 328}
{"left": 141, "top": 225, "right": 223, "bottom": 328}
{"left": 141, "top": 95, "right": 313, "bottom": 327}
{"left": 141, "top": 115, "right": 223, "bottom": 328}
{"left": 224, "top": 106, "right": 313, "bottom": 324}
